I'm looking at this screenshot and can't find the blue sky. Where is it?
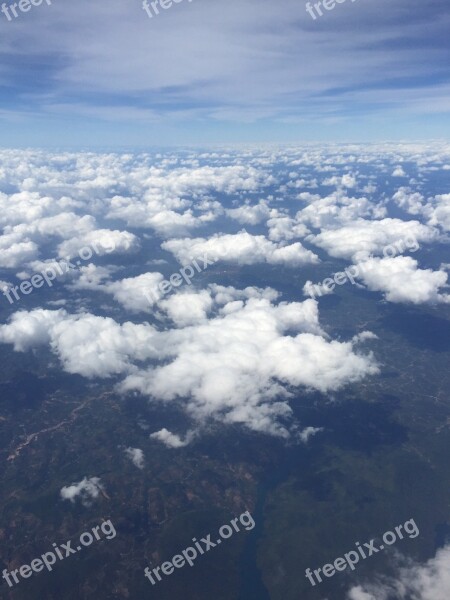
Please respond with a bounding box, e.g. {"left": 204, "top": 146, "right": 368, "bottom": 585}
{"left": 0, "top": 0, "right": 450, "bottom": 147}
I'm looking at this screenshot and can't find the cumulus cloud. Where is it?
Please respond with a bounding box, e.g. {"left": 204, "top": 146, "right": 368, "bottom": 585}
{"left": 0, "top": 230, "right": 39, "bottom": 268}
{"left": 226, "top": 200, "right": 272, "bottom": 225}
{"left": 209, "top": 283, "right": 280, "bottom": 305}
{"left": 298, "top": 426, "right": 324, "bottom": 443}
{"left": 347, "top": 544, "right": 450, "bottom": 600}
{"left": 150, "top": 428, "right": 196, "bottom": 448}
{"left": 70, "top": 263, "right": 118, "bottom": 290}
{"left": 423, "top": 193, "right": 450, "bottom": 232}
{"left": 159, "top": 290, "right": 213, "bottom": 326}
{"left": 57, "top": 228, "right": 139, "bottom": 259}
{"left": 392, "top": 165, "right": 407, "bottom": 177}
{"left": 356, "top": 256, "right": 450, "bottom": 304}
{"left": 81, "top": 270, "right": 165, "bottom": 312}
{"left": 0, "top": 202, "right": 136, "bottom": 269}
{"left": 118, "top": 296, "right": 378, "bottom": 438}
{"left": 267, "top": 215, "right": 310, "bottom": 242}
{"left": 162, "top": 230, "right": 319, "bottom": 267}
{"left": 149, "top": 165, "right": 275, "bottom": 195}
{"left": 392, "top": 190, "right": 450, "bottom": 233}
{"left": 124, "top": 447, "right": 145, "bottom": 469}
{"left": 322, "top": 174, "right": 357, "bottom": 188}
{"left": 0, "top": 153, "right": 372, "bottom": 282}
{"left": 105, "top": 165, "right": 273, "bottom": 236}
{"left": 0, "top": 197, "right": 138, "bottom": 272}
{"left": 392, "top": 188, "right": 425, "bottom": 215}
{"left": 0, "top": 309, "right": 64, "bottom": 351}
{"left": 0, "top": 148, "right": 444, "bottom": 283}
{"left": 303, "top": 279, "right": 335, "bottom": 298}
{"left": 72, "top": 271, "right": 280, "bottom": 318}
{"left": 0, "top": 214, "right": 95, "bottom": 268}
{"left": 60, "top": 477, "right": 104, "bottom": 506}
{"left": 0, "top": 308, "right": 158, "bottom": 377}
{"left": 0, "top": 189, "right": 81, "bottom": 229}
{"left": 0, "top": 294, "right": 378, "bottom": 441}
{"left": 144, "top": 209, "right": 205, "bottom": 238}
{"left": 13, "top": 212, "right": 95, "bottom": 239}
{"left": 309, "top": 218, "right": 436, "bottom": 261}
{"left": 297, "top": 193, "right": 386, "bottom": 231}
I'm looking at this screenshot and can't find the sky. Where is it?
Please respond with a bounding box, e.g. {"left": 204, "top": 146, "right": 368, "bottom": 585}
{"left": 0, "top": 0, "right": 450, "bottom": 146}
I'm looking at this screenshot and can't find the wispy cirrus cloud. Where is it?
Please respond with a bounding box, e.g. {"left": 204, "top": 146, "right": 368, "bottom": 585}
{"left": 1, "top": 0, "right": 449, "bottom": 143}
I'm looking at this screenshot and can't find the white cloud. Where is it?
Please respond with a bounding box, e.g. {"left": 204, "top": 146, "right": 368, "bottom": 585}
{"left": 347, "top": 544, "right": 450, "bottom": 600}
{"left": 57, "top": 228, "right": 139, "bottom": 259}
{"left": 150, "top": 428, "right": 195, "bottom": 448}
{"left": 0, "top": 295, "right": 378, "bottom": 441}
{"left": 0, "top": 309, "right": 158, "bottom": 377}
{"left": 0, "top": 230, "right": 38, "bottom": 268}
{"left": 151, "top": 165, "right": 275, "bottom": 195}
{"left": 97, "top": 271, "right": 165, "bottom": 312}
{"left": 119, "top": 296, "right": 378, "bottom": 438}
{"left": 159, "top": 290, "right": 213, "bottom": 326}
{"left": 145, "top": 209, "right": 204, "bottom": 237}
{"left": 0, "top": 309, "right": 64, "bottom": 351}
{"left": 210, "top": 283, "right": 280, "bottom": 305}
{"left": 309, "top": 218, "right": 436, "bottom": 261}
{"left": 70, "top": 263, "right": 118, "bottom": 290}
{"left": 297, "top": 194, "right": 386, "bottom": 231}
{"left": 267, "top": 215, "right": 310, "bottom": 242}
{"left": 424, "top": 193, "right": 450, "bottom": 232}
{"left": 392, "top": 188, "right": 425, "bottom": 215}
{"left": 124, "top": 447, "right": 145, "bottom": 469}
{"left": 356, "top": 256, "right": 450, "bottom": 304}
{"left": 162, "top": 230, "right": 319, "bottom": 267}
{"left": 322, "top": 174, "right": 357, "bottom": 188}
{"left": 299, "top": 426, "right": 324, "bottom": 443}
{"left": 303, "top": 279, "right": 335, "bottom": 298}
{"left": 0, "top": 190, "right": 79, "bottom": 228}
{"left": 392, "top": 165, "right": 407, "bottom": 177}
{"left": 106, "top": 272, "right": 166, "bottom": 311}
{"left": 16, "top": 213, "right": 95, "bottom": 239}
{"left": 60, "top": 476, "right": 104, "bottom": 506}
{"left": 226, "top": 200, "right": 272, "bottom": 225}
{"left": 393, "top": 190, "right": 450, "bottom": 232}
{"left": 72, "top": 272, "right": 280, "bottom": 318}
{"left": 104, "top": 165, "right": 272, "bottom": 235}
